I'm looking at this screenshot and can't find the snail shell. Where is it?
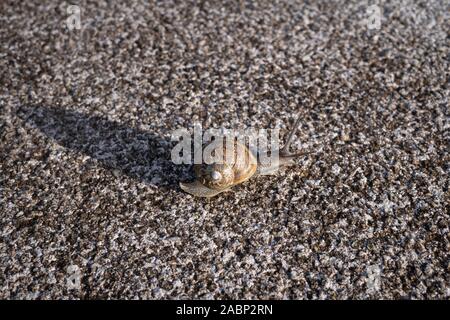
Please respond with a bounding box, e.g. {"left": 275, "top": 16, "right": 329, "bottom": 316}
{"left": 180, "top": 140, "right": 257, "bottom": 197}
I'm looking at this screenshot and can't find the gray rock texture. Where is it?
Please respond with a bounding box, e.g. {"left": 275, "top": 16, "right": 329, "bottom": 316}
{"left": 0, "top": 0, "right": 449, "bottom": 299}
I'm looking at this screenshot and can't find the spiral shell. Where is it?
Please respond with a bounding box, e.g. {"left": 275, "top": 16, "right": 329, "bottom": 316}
{"left": 180, "top": 140, "right": 257, "bottom": 197}
{"left": 195, "top": 163, "right": 235, "bottom": 190}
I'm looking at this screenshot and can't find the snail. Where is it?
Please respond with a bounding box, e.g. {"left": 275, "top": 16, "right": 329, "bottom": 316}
{"left": 180, "top": 113, "right": 307, "bottom": 197}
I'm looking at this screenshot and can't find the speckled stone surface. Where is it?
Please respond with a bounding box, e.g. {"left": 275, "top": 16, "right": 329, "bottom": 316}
{"left": 0, "top": 0, "right": 449, "bottom": 299}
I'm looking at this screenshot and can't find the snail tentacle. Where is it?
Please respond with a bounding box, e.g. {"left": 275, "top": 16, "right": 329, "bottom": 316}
{"left": 280, "top": 111, "right": 303, "bottom": 157}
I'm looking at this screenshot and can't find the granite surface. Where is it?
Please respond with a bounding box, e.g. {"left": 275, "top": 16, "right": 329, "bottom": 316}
{"left": 0, "top": 0, "right": 449, "bottom": 299}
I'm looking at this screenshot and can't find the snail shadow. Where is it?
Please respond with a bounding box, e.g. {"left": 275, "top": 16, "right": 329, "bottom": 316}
{"left": 17, "top": 105, "right": 191, "bottom": 192}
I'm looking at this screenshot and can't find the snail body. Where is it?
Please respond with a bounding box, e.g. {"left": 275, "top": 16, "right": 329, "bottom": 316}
{"left": 180, "top": 113, "right": 306, "bottom": 197}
